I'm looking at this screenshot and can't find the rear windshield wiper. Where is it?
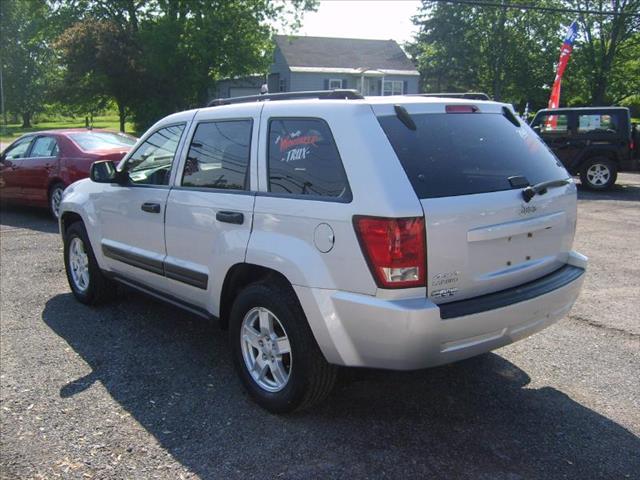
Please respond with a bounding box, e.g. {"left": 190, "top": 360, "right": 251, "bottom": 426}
{"left": 522, "top": 179, "right": 571, "bottom": 202}
{"left": 502, "top": 106, "right": 521, "bottom": 127}
{"left": 394, "top": 104, "right": 416, "bottom": 131}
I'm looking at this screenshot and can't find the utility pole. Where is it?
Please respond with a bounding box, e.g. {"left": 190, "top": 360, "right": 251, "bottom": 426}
{"left": 0, "top": 60, "right": 7, "bottom": 135}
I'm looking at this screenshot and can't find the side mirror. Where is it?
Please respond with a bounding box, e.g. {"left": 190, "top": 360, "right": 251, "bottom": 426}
{"left": 532, "top": 125, "right": 541, "bottom": 133}
{"left": 90, "top": 160, "right": 127, "bottom": 184}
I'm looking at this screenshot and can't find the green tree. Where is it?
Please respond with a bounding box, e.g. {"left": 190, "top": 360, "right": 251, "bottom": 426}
{"left": 409, "top": 0, "right": 640, "bottom": 110}
{"left": 567, "top": 0, "right": 640, "bottom": 105}
{"left": 409, "top": 0, "right": 565, "bottom": 109}
{"left": 54, "top": 18, "right": 141, "bottom": 132}
{"left": 130, "top": 0, "right": 316, "bottom": 130}
{"left": 53, "top": 0, "right": 316, "bottom": 132}
{"left": 0, "top": 0, "right": 56, "bottom": 127}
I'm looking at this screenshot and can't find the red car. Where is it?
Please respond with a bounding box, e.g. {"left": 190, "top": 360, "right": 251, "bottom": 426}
{"left": 0, "top": 129, "right": 136, "bottom": 217}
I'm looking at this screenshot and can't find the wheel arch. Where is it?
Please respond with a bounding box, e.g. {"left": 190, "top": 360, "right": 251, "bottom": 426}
{"left": 578, "top": 149, "right": 619, "bottom": 169}
{"left": 47, "top": 178, "right": 66, "bottom": 196}
{"left": 218, "top": 263, "right": 295, "bottom": 330}
{"left": 60, "top": 211, "right": 84, "bottom": 237}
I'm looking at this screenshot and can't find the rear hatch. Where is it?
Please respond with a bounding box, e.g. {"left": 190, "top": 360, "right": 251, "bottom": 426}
{"left": 374, "top": 101, "right": 577, "bottom": 304}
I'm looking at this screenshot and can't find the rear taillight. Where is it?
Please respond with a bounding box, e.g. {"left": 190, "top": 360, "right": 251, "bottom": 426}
{"left": 354, "top": 216, "right": 426, "bottom": 289}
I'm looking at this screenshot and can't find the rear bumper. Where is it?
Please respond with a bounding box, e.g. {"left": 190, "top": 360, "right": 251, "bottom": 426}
{"left": 295, "top": 251, "right": 587, "bottom": 370}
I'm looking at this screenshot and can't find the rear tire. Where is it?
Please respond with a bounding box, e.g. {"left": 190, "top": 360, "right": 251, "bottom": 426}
{"left": 580, "top": 157, "right": 617, "bottom": 190}
{"left": 229, "top": 281, "right": 337, "bottom": 413}
{"left": 63, "top": 221, "right": 116, "bottom": 305}
{"left": 49, "top": 182, "right": 65, "bottom": 219}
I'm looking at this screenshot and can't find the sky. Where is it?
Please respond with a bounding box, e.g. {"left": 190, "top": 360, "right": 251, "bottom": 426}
{"left": 285, "top": 0, "right": 422, "bottom": 45}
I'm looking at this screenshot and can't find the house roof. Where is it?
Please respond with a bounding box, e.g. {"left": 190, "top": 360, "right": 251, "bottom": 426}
{"left": 274, "top": 35, "right": 419, "bottom": 76}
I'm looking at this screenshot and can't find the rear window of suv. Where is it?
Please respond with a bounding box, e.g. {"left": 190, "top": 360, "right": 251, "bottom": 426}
{"left": 377, "top": 112, "right": 569, "bottom": 199}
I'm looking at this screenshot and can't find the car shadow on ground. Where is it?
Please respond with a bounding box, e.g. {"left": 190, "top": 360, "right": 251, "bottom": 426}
{"left": 576, "top": 176, "right": 640, "bottom": 202}
{"left": 42, "top": 292, "right": 639, "bottom": 479}
{"left": 0, "top": 204, "right": 59, "bottom": 234}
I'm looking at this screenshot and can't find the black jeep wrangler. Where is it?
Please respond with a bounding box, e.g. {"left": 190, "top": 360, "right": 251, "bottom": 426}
{"left": 530, "top": 107, "right": 633, "bottom": 190}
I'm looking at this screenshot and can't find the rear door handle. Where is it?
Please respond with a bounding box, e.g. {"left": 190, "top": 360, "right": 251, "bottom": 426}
{"left": 141, "top": 202, "right": 161, "bottom": 213}
{"left": 216, "top": 211, "right": 244, "bottom": 225}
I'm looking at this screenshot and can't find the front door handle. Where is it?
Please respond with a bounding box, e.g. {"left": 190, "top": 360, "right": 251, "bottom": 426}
{"left": 216, "top": 211, "right": 244, "bottom": 225}
{"left": 141, "top": 202, "right": 161, "bottom": 213}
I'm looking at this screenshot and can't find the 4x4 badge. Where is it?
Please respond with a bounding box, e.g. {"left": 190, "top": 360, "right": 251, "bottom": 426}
{"left": 432, "top": 288, "right": 458, "bottom": 299}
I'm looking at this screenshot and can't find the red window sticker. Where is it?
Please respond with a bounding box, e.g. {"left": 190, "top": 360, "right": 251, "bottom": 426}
{"left": 275, "top": 130, "right": 320, "bottom": 162}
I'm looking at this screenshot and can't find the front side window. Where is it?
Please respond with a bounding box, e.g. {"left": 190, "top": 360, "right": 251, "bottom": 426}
{"left": 30, "top": 137, "right": 59, "bottom": 157}
{"left": 535, "top": 114, "right": 569, "bottom": 133}
{"left": 578, "top": 114, "right": 618, "bottom": 133}
{"left": 383, "top": 80, "right": 404, "bottom": 96}
{"left": 124, "top": 124, "right": 185, "bottom": 186}
{"left": 268, "top": 118, "right": 351, "bottom": 200}
{"left": 182, "top": 120, "right": 252, "bottom": 191}
{"left": 3, "top": 137, "right": 33, "bottom": 160}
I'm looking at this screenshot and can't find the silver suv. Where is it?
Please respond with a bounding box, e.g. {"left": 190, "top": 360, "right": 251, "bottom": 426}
{"left": 59, "top": 91, "right": 587, "bottom": 413}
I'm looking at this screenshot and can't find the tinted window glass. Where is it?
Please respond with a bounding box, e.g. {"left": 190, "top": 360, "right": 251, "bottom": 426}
{"left": 578, "top": 114, "right": 618, "bottom": 133}
{"left": 31, "top": 137, "right": 58, "bottom": 157}
{"left": 534, "top": 114, "right": 569, "bottom": 133}
{"left": 3, "top": 137, "right": 33, "bottom": 160}
{"left": 125, "top": 124, "right": 185, "bottom": 186}
{"left": 68, "top": 132, "right": 136, "bottom": 151}
{"left": 268, "top": 118, "right": 351, "bottom": 200}
{"left": 377, "top": 113, "right": 569, "bottom": 199}
{"left": 182, "top": 120, "right": 251, "bottom": 190}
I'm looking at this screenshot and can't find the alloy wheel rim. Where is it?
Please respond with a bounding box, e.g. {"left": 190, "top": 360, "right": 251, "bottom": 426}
{"left": 51, "top": 188, "right": 63, "bottom": 218}
{"left": 240, "top": 307, "right": 292, "bottom": 392}
{"left": 586, "top": 163, "right": 610, "bottom": 186}
{"left": 69, "top": 237, "right": 90, "bottom": 292}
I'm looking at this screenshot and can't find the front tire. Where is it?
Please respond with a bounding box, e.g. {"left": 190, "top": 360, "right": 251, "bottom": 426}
{"left": 49, "top": 182, "right": 65, "bottom": 219}
{"left": 229, "top": 281, "right": 337, "bottom": 413}
{"left": 63, "top": 221, "right": 116, "bottom": 305}
{"left": 580, "top": 157, "right": 617, "bottom": 190}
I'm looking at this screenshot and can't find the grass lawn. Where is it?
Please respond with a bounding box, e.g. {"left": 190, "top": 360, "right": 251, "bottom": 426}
{"left": 0, "top": 115, "right": 137, "bottom": 145}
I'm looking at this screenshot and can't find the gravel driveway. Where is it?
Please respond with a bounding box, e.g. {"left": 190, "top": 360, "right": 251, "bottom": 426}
{"left": 1, "top": 174, "right": 639, "bottom": 479}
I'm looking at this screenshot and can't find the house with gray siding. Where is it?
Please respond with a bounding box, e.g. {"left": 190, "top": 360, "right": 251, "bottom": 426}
{"left": 214, "top": 35, "right": 419, "bottom": 99}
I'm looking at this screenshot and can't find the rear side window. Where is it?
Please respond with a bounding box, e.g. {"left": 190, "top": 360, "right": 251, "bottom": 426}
{"left": 31, "top": 137, "right": 58, "bottom": 157}
{"left": 182, "top": 120, "right": 252, "bottom": 191}
{"left": 268, "top": 118, "right": 351, "bottom": 200}
{"left": 377, "top": 112, "right": 569, "bottom": 199}
{"left": 578, "top": 114, "right": 618, "bottom": 133}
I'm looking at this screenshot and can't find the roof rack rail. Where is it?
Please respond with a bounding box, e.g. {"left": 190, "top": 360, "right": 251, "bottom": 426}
{"left": 410, "top": 92, "right": 491, "bottom": 101}
{"left": 207, "top": 89, "right": 363, "bottom": 107}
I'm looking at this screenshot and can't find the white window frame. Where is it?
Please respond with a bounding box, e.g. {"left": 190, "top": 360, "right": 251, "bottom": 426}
{"left": 328, "top": 78, "right": 343, "bottom": 89}
{"left": 383, "top": 80, "right": 404, "bottom": 96}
